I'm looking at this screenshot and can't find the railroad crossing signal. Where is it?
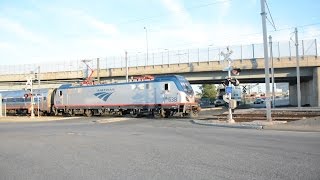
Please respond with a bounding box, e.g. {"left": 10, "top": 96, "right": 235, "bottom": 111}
{"left": 226, "top": 87, "right": 232, "bottom": 94}
{"left": 243, "top": 86, "right": 247, "bottom": 94}
{"left": 222, "top": 78, "right": 240, "bottom": 87}
{"left": 26, "top": 78, "right": 32, "bottom": 91}
{"left": 231, "top": 68, "right": 241, "bottom": 76}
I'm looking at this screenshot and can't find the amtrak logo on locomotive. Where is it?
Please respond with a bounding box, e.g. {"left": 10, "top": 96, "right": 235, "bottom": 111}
{"left": 94, "top": 92, "right": 113, "bottom": 101}
{"left": 97, "top": 88, "right": 115, "bottom": 92}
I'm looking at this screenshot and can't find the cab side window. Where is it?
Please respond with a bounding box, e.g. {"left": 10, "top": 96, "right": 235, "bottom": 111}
{"left": 164, "top": 83, "right": 169, "bottom": 91}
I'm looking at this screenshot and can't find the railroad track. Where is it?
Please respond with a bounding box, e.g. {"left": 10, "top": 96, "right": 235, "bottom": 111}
{"left": 199, "top": 111, "right": 320, "bottom": 122}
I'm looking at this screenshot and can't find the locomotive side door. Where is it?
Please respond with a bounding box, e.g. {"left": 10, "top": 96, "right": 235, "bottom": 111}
{"left": 55, "top": 89, "right": 64, "bottom": 107}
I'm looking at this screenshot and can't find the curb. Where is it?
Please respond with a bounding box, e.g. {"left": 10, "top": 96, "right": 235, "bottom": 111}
{"left": 263, "top": 125, "right": 320, "bottom": 132}
{"left": 192, "top": 120, "right": 263, "bottom": 130}
{"left": 0, "top": 116, "right": 80, "bottom": 123}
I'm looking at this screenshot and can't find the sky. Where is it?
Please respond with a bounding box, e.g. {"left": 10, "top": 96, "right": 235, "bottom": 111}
{"left": 0, "top": 0, "right": 319, "bottom": 66}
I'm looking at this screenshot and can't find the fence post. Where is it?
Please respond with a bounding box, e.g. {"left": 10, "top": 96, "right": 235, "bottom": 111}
{"left": 121, "top": 56, "right": 123, "bottom": 68}
{"left": 105, "top": 57, "right": 107, "bottom": 70}
{"left": 315, "top": 39, "right": 318, "bottom": 57}
{"left": 178, "top": 50, "right": 180, "bottom": 64}
{"left": 207, "top": 47, "right": 209, "bottom": 62}
{"left": 198, "top": 48, "right": 200, "bottom": 65}
{"left": 289, "top": 41, "right": 291, "bottom": 60}
{"left": 168, "top": 50, "right": 170, "bottom": 67}
{"left": 252, "top": 44, "right": 255, "bottom": 59}
{"left": 278, "top": 42, "right": 280, "bottom": 60}
{"left": 188, "top": 49, "right": 190, "bottom": 64}
{"left": 161, "top": 52, "right": 164, "bottom": 67}
{"left": 302, "top": 40, "right": 305, "bottom": 59}
{"left": 152, "top": 52, "right": 155, "bottom": 68}
{"left": 241, "top": 44, "right": 243, "bottom": 61}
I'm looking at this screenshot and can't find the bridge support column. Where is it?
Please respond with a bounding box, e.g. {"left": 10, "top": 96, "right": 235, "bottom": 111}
{"left": 312, "top": 67, "right": 320, "bottom": 107}
{"left": 290, "top": 67, "right": 320, "bottom": 107}
{"left": 289, "top": 84, "right": 296, "bottom": 106}
{"left": 289, "top": 80, "right": 313, "bottom": 107}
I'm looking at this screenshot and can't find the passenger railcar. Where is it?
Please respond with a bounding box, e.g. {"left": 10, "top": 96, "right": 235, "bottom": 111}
{"left": 1, "top": 88, "right": 55, "bottom": 115}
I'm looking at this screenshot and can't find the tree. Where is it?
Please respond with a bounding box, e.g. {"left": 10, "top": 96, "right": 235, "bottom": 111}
{"left": 198, "top": 84, "right": 217, "bottom": 99}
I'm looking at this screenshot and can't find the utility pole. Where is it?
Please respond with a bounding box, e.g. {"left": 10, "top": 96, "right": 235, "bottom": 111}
{"left": 125, "top": 51, "right": 128, "bottom": 82}
{"left": 295, "top": 28, "right": 301, "bottom": 108}
{"left": 260, "top": 0, "right": 272, "bottom": 122}
{"left": 269, "top": 36, "right": 275, "bottom": 108}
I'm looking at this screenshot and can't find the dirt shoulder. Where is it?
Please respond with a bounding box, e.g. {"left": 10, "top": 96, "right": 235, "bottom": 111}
{"left": 198, "top": 107, "right": 320, "bottom": 132}
{"left": 199, "top": 107, "right": 228, "bottom": 117}
{"left": 263, "top": 117, "right": 320, "bottom": 132}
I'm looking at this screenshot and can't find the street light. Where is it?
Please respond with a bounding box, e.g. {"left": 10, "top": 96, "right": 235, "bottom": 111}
{"left": 144, "top": 27, "right": 149, "bottom": 66}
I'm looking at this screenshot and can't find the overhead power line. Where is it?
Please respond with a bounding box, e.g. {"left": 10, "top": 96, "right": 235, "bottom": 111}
{"left": 265, "top": 0, "right": 276, "bottom": 31}
{"left": 118, "top": 0, "right": 232, "bottom": 25}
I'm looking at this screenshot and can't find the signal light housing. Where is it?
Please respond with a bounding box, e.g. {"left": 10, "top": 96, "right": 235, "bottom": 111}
{"left": 222, "top": 78, "right": 240, "bottom": 87}
{"left": 231, "top": 68, "right": 241, "bottom": 76}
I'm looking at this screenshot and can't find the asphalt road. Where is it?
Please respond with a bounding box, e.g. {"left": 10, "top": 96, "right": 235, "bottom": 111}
{"left": 0, "top": 117, "right": 319, "bottom": 180}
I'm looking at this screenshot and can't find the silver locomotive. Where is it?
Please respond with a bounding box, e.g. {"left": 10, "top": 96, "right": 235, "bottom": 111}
{"left": 1, "top": 75, "right": 200, "bottom": 118}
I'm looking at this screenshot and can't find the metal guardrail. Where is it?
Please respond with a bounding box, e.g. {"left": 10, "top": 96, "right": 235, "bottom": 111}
{"left": 0, "top": 39, "right": 318, "bottom": 75}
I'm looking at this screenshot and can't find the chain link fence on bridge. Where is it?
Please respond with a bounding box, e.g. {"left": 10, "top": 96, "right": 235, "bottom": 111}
{"left": 0, "top": 39, "right": 318, "bottom": 75}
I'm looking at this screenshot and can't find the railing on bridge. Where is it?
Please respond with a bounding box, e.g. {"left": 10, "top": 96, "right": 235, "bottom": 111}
{"left": 0, "top": 39, "right": 318, "bottom": 75}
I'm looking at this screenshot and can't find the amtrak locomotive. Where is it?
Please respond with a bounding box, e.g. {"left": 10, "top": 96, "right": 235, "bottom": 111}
{"left": 1, "top": 75, "right": 200, "bottom": 118}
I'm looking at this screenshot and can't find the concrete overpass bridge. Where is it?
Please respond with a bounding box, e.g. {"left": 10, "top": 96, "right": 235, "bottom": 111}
{"left": 0, "top": 39, "right": 319, "bottom": 106}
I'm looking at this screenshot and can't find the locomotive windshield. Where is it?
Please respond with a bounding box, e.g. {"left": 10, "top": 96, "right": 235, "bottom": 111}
{"left": 177, "top": 76, "right": 194, "bottom": 95}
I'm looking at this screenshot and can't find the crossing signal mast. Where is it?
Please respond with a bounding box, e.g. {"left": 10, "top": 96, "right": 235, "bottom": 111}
{"left": 220, "top": 47, "right": 241, "bottom": 123}
{"left": 26, "top": 77, "right": 35, "bottom": 118}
